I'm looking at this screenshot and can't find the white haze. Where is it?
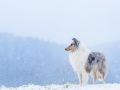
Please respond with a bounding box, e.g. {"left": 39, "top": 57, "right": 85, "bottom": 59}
{"left": 0, "top": 0, "right": 120, "bottom": 46}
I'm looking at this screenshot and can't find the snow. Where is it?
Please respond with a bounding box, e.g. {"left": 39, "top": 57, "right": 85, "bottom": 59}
{"left": 0, "top": 83, "right": 120, "bottom": 90}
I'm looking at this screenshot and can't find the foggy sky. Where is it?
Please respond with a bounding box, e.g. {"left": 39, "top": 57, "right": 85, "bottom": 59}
{"left": 0, "top": 0, "right": 120, "bottom": 46}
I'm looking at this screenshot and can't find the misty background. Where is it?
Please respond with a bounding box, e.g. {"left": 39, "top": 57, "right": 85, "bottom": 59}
{"left": 0, "top": 0, "right": 120, "bottom": 46}
{"left": 0, "top": 0, "right": 120, "bottom": 87}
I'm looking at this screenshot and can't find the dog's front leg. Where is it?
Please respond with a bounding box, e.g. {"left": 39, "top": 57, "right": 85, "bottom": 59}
{"left": 77, "top": 72, "right": 88, "bottom": 86}
{"left": 77, "top": 73, "right": 82, "bottom": 86}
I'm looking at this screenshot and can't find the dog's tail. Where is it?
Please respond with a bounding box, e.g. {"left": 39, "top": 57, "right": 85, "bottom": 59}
{"left": 99, "top": 59, "right": 108, "bottom": 79}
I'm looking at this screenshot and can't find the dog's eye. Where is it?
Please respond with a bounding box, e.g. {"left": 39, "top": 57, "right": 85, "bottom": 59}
{"left": 71, "top": 44, "right": 73, "bottom": 46}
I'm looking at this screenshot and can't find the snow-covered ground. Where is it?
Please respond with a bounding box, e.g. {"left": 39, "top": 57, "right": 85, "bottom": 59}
{"left": 0, "top": 83, "right": 120, "bottom": 90}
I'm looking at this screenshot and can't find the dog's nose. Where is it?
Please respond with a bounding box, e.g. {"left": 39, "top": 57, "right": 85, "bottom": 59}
{"left": 65, "top": 48, "right": 66, "bottom": 50}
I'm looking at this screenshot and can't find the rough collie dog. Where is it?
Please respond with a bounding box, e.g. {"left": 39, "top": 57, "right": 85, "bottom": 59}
{"left": 65, "top": 38, "right": 108, "bottom": 85}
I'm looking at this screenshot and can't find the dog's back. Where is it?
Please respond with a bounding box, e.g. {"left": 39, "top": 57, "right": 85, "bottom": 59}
{"left": 85, "top": 52, "right": 108, "bottom": 83}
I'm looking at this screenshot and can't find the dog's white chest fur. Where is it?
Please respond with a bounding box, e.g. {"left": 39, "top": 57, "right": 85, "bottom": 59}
{"left": 69, "top": 43, "right": 91, "bottom": 72}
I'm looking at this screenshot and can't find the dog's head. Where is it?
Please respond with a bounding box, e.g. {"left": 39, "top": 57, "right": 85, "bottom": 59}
{"left": 65, "top": 38, "right": 80, "bottom": 52}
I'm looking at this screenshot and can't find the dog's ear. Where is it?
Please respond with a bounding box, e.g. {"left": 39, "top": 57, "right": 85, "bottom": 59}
{"left": 72, "top": 38, "right": 80, "bottom": 44}
{"left": 72, "top": 38, "right": 80, "bottom": 48}
{"left": 72, "top": 38, "right": 78, "bottom": 42}
{"left": 71, "top": 38, "right": 80, "bottom": 51}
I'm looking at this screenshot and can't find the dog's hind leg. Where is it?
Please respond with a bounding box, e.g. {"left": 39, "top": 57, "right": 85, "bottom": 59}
{"left": 101, "top": 73, "right": 105, "bottom": 84}
{"left": 93, "top": 75, "right": 97, "bottom": 84}
{"left": 102, "top": 78, "right": 105, "bottom": 84}
{"left": 92, "top": 70, "right": 97, "bottom": 84}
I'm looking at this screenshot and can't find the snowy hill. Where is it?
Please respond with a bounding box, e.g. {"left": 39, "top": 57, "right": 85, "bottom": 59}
{"left": 1, "top": 84, "right": 120, "bottom": 90}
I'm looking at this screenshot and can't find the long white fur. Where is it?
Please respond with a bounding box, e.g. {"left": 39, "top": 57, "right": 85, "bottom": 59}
{"left": 69, "top": 42, "right": 91, "bottom": 85}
